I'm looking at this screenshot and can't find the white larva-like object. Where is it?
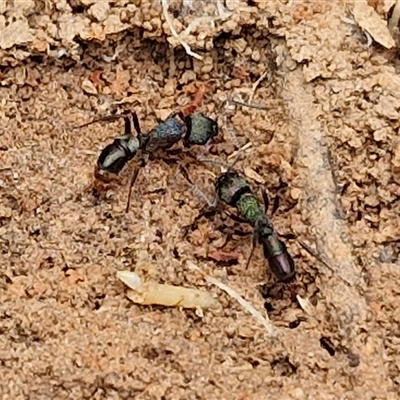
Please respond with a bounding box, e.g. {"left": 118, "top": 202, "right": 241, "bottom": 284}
{"left": 117, "top": 270, "right": 219, "bottom": 310}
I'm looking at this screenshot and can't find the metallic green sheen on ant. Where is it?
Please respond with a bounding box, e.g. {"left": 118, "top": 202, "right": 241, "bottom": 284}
{"left": 184, "top": 114, "right": 218, "bottom": 146}
{"left": 216, "top": 171, "right": 295, "bottom": 282}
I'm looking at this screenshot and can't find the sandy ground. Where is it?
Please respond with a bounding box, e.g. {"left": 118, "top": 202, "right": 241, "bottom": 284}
{"left": 1, "top": 1, "right": 400, "bottom": 399}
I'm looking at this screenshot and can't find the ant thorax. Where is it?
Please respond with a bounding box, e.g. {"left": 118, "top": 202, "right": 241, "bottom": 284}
{"left": 143, "top": 118, "right": 186, "bottom": 153}
{"left": 236, "top": 194, "right": 267, "bottom": 228}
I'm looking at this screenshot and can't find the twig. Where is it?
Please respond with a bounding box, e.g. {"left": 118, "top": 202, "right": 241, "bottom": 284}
{"left": 226, "top": 142, "right": 252, "bottom": 163}
{"left": 223, "top": 116, "right": 241, "bottom": 148}
{"left": 230, "top": 99, "right": 268, "bottom": 111}
{"left": 296, "top": 238, "right": 353, "bottom": 286}
{"left": 161, "top": 0, "right": 203, "bottom": 60}
{"left": 187, "top": 262, "right": 275, "bottom": 336}
{"left": 182, "top": 0, "right": 232, "bottom": 35}
{"left": 249, "top": 69, "right": 269, "bottom": 104}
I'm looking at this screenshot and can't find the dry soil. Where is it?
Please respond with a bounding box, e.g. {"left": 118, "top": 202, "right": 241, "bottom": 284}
{"left": 1, "top": 1, "right": 400, "bottom": 399}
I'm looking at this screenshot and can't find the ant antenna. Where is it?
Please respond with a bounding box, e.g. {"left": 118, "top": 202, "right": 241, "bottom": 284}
{"left": 197, "top": 143, "right": 246, "bottom": 172}
{"left": 178, "top": 167, "right": 217, "bottom": 208}
{"left": 245, "top": 234, "right": 258, "bottom": 270}
{"left": 223, "top": 118, "right": 241, "bottom": 149}
{"left": 72, "top": 110, "right": 130, "bottom": 130}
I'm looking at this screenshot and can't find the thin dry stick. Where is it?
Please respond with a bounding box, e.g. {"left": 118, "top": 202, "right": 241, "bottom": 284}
{"left": 230, "top": 99, "right": 268, "bottom": 111}
{"left": 295, "top": 237, "right": 353, "bottom": 285}
{"left": 161, "top": 0, "right": 203, "bottom": 60}
{"left": 248, "top": 69, "right": 269, "bottom": 104}
{"left": 187, "top": 262, "right": 275, "bottom": 336}
{"left": 226, "top": 142, "right": 252, "bottom": 163}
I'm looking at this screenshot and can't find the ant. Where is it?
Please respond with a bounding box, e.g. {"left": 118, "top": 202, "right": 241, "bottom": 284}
{"left": 215, "top": 170, "right": 295, "bottom": 281}
{"left": 180, "top": 156, "right": 295, "bottom": 282}
{"left": 77, "top": 86, "right": 218, "bottom": 211}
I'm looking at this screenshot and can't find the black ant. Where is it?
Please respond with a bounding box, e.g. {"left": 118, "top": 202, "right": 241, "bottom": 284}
{"left": 77, "top": 88, "right": 218, "bottom": 211}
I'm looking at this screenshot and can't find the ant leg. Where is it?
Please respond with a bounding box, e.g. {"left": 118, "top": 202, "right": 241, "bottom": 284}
{"left": 147, "top": 104, "right": 164, "bottom": 124}
{"left": 166, "top": 110, "right": 183, "bottom": 120}
{"left": 278, "top": 232, "right": 296, "bottom": 240}
{"left": 262, "top": 189, "right": 270, "bottom": 214}
{"left": 125, "top": 166, "right": 141, "bottom": 213}
{"left": 125, "top": 154, "right": 148, "bottom": 213}
{"left": 262, "top": 188, "right": 280, "bottom": 216}
{"left": 73, "top": 112, "right": 126, "bottom": 130}
{"left": 271, "top": 195, "right": 280, "bottom": 216}
{"left": 123, "top": 115, "right": 131, "bottom": 135}
{"left": 245, "top": 233, "right": 258, "bottom": 270}
{"left": 130, "top": 112, "right": 142, "bottom": 135}
{"left": 221, "top": 211, "right": 253, "bottom": 239}
{"left": 179, "top": 167, "right": 218, "bottom": 208}
{"left": 224, "top": 211, "right": 249, "bottom": 225}
{"left": 121, "top": 111, "right": 141, "bottom": 136}
{"left": 182, "top": 204, "right": 217, "bottom": 237}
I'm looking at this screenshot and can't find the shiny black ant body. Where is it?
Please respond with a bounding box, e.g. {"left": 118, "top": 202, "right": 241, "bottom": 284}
{"left": 78, "top": 109, "right": 218, "bottom": 211}
{"left": 96, "top": 111, "right": 218, "bottom": 178}
{"left": 181, "top": 165, "right": 295, "bottom": 282}
{"left": 216, "top": 170, "right": 295, "bottom": 282}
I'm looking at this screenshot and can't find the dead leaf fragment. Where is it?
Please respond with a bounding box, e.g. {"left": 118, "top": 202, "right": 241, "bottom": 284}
{"left": 0, "top": 20, "right": 34, "bottom": 50}
{"left": 244, "top": 167, "right": 265, "bottom": 184}
{"left": 81, "top": 79, "right": 98, "bottom": 95}
{"left": 208, "top": 250, "right": 240, "bottom": 263}
{"left": 353, "top": 0, "right": 395, "bottom": 49}
{"left": 90, "top": 70, "right": 103, "bottom": 85}
{"left": 296, "top": 295, "right": 315, "bottom": 315}
{"left": 110, "top": 69, "right": 131, "bottom": 93}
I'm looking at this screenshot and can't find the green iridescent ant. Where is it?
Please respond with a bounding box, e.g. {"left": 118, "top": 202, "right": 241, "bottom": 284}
{"left": 216, "top": 171, "right": 295, "bottom": 281}
{"left": 236, "top": 195, "right": 267, "bottom": 227}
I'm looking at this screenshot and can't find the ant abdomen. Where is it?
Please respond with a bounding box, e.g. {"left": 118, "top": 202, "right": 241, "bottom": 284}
{"left": 263, "top": 240, "right": 296, "bottom": 282}
{"left": 97, "top": 135, "right": 139, "bottom": 174}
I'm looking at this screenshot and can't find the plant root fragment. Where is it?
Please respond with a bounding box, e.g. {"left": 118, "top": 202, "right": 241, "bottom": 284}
{"left": 161, "top": 0, "right": 203, "bottom": 60}
{"left": 187, "top": 262, "right": 275, "bottom": 337}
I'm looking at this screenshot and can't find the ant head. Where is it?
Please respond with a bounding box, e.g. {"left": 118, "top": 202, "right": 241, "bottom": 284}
{"left": 216, "top": 171, "right": 250, "bottom": 206}
{"left": 184, "top": 114, "right": 218, "bottom": 146}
